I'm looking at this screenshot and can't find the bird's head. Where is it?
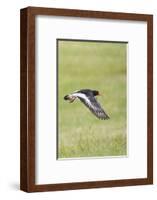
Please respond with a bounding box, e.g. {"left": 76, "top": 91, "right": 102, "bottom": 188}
{"left": 93, "top": 90, "right": 101, "bottom": 96}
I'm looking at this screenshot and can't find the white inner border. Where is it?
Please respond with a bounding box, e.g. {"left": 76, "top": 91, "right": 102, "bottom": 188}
{"left": 35, "top": 15, "right": 147, "bottom": 184}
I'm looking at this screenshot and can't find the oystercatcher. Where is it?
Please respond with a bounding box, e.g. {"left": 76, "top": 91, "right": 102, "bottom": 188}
{"left": 64, "top": 89, "right": 109, "bottom": 120}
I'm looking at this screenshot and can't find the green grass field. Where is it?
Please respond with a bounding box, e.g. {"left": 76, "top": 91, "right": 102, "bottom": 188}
{"left": 57, "top": 40, "right": 127, "bottom": 159}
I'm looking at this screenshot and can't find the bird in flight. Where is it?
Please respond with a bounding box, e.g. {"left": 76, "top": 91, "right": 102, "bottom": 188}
{"left": 64, "top": 89, "right": 109, "bottom": 120}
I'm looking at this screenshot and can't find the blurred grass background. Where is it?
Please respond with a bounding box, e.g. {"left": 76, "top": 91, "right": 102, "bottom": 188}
{"left": 57, "top": 40, "right": 127, "bottom": 159}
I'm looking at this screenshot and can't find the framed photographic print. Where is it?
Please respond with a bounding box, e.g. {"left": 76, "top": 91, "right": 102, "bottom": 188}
{"left": 20, "top": 7, "right": 153, "bottom": 192}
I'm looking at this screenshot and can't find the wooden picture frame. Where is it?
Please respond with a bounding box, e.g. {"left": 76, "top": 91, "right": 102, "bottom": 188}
{"left": 20, "top": 6, "right": 153, "bottom": 192}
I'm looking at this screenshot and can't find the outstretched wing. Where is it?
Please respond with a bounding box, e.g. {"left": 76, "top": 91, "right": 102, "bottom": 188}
{"left": 74, "top": 93, "right": 109, "bottom": 120}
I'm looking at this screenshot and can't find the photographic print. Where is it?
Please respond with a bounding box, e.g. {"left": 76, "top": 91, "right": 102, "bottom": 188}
{"left": 57, "top": 39, "right": 127, "bottom": 159}
{"left": 21, "top": 7, "right": 153, "bottom": 192}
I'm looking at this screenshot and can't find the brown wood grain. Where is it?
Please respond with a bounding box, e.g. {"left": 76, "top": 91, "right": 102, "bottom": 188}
{"left": 20, "top": 7, "right": 153, "bottom": 192}
{"left": 20, "top": 8, "right": 28, "bottom": 191}
{"left": 147, "top": 15, "right": 153, "bottom": 183}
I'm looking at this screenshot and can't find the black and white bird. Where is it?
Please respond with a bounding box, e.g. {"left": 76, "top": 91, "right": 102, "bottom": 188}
{"left": 64, "top": 89, "right": 109, "bottom": 120}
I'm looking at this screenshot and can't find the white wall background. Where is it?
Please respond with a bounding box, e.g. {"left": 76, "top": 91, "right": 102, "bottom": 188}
{"left": 0, "top": 0, "right": 156, "bottom": 199}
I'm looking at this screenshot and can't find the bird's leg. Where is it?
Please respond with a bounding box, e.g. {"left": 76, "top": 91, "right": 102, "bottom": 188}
{"left": 69, "top": 96, "right": 76, "bottom": 103}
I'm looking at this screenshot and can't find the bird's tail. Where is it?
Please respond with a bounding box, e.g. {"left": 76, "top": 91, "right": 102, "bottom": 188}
{"left": 64, "top": 94, "right": 76, "bottom": 103}
{"left": 64, "top": 95, "right": 69, "bottom": 100}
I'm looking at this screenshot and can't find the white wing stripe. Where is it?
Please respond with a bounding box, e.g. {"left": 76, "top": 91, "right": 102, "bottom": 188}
{"left": 72, "top": 93, "right": 91, "bottom": 105}
{"left": 72, "top": 92, "right": 99, "bottom": 111}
